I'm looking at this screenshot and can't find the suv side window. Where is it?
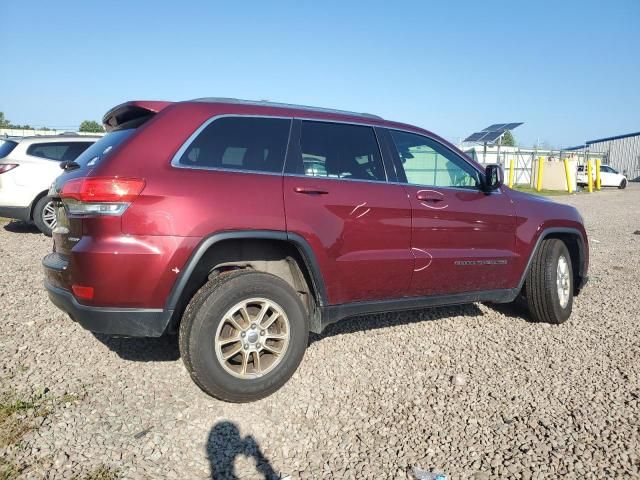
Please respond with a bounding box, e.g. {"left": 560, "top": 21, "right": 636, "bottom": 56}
{"left": 177, "top": 117, "right": 291, "bottom": 174}
{"left": 299, "top": 121, "right": 386, "bottom": 182}
{"left": 27, "top": 142, "right": 93, "bottom": 161}
{"left": 389, "top": 130, "right": 481, "bottom": 189}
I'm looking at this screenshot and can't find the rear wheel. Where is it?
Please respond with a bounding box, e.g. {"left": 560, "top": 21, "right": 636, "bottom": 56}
{"left": 524, "top": 239, "right": 573, "bottom": 324}
{"left": 33, "top": 196, "right": 56, "bottom": 236}
{"left": 179, "top": 270, "right": 309, "bottom": 402}
{"left": 619, "top": 178, "right": 627, "bottom": 189}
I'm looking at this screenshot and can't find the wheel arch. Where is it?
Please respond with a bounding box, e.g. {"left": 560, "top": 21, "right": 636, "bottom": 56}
{"left": 518, "top": 227, "right": 587, "bottom": 295}
{"left": 165, "top": 230, "right": 327, "bottom": 334}
{"left": 29, "top": 189, "right": 50, "bottom": 220}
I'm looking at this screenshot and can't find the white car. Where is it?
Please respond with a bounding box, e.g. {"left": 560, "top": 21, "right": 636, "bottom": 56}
{"left": 576, "top": 164, "right": 627, "bottom": 189}
{"left": 0, "top": 135, "right": 98, "bottom": 235}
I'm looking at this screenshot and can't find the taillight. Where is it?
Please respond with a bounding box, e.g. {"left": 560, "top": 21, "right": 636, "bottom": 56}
{"left": 0, "top": 164, "right": 18, "bottom": 174}
{"left": 60, "top": 177, "right": 145, "bottom": 216}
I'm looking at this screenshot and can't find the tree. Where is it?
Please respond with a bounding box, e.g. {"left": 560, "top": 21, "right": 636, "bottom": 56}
{"left": 0, "top": 112, "right": 31, "bottom": 129}
{"left": 0, "top": 112, "right": 10, "bottom": 128}
{"left": 501, "top": 130, "right": 516, "bottom": 147}
{"left": 79, "top": 120, "right": 104, "bottom": 133}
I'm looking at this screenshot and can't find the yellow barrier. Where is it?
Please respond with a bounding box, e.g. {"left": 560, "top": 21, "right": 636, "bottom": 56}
{"left": 536, "top": 157, "right": 544, "bottom": 191}
{"left": 595, "top": 159, "right": 601, "bottom": 190}
{"left": 587, "top": 160, "right": 593, "bottom": 193}
{"left": 563, "top": 158, "right": 572, "bottom": 193}
{"left": 508, "top": 159, "right": 514, "bottom": 188}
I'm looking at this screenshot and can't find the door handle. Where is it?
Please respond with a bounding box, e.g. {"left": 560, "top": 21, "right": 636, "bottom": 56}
{"left": 294, "top": 186, "right": 329, "bottom": 195}
{"left": 416, "top": 192, "right": 443, "bottom": 202}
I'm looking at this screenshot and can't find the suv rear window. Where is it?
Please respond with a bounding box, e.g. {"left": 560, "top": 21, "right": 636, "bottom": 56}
{"left": 71, "top": 130, "right": 136, "bottom": 169}
{"left": 27, "top": 142, "right": 93, "bottom": 161}
{"left": 0, "top": 140, "right": 18, "bottom": 159}
{"left": 176, "top": 117, "right": 291, "bottom": 174}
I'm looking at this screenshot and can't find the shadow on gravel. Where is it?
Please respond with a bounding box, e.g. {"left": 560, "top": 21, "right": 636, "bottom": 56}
{"left": 93, "top": 334, "right": 181, "bottom": 362}
{"left": 207, "top": 421, "right": 278, "bottom": 480}
{"left": 309, "top": 303, "right": 487, "bottom": 345}
{"left": 482, "top": 300, "right": 533, "bottom": 322}
{"left": 3, "top": 220, "right": 41, "bottom": 234}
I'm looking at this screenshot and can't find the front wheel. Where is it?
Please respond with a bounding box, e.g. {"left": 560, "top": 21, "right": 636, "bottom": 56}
{"left": 179, "top": 270, "right": 309, "bottom": 402}
{"left": 524, "top": 239, "right": 573, "bottom": 324}
{"left": 33, "top": 196, "right": 56, "bottom": 236}
{"left": 619, "top": 178, "right": 627, "bottom": 189}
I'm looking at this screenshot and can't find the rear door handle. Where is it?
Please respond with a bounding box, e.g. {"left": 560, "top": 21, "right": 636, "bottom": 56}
{"left": 294, "top": 186, "right": 329, "bottom": 195}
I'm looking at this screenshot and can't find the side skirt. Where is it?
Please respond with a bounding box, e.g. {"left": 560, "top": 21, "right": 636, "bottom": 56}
{"left": 318, "top": 288, "right": 519, "bottom": 332}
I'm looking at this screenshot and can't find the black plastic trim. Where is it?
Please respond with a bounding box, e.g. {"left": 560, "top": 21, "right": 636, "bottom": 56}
{"left": 164, "top": 230, "right": 328, "bottom": 313}
{"left": 0, "top": 205, "right": 31, "bottom": 222}
{"left": 320, "top": 288, "right": 519, "bottom": 330}
{"left": 45, "top": 281, "right": 173, "bottom": 337}
{"left": 516, "top": 227, "right": 587, "bottom": 292}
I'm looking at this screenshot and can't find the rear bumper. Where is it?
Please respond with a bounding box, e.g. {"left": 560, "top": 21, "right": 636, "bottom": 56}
{"left": 0, "top": 205, "right": 31, "bottom": 221}
{"left": 45, "top": 280, "right": 173, "bottom": 337}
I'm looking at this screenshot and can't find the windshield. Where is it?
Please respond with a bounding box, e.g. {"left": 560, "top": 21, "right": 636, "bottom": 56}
{"left": 0, "top": 140, "right": 18, "bottom": 159}
{"left": 72, "top": 129, "right": 136, "bottom": 168}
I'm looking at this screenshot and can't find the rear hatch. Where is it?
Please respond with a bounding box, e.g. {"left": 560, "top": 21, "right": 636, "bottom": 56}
{"left": 47, "top": 102, "right": 168, "bottom": 269}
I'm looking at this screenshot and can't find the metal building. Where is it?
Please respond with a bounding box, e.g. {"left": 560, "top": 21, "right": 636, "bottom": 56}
{"left": 580, "top": 132, "right": 640, "bottom": 181}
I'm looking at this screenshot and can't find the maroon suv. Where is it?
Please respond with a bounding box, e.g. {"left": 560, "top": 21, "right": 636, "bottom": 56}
{"left": 43, "top": 98, "right": 589, "bottom": 402}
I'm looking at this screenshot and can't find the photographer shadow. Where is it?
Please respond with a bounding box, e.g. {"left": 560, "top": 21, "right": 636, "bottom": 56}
{"left": 207, "top": 421, "right": 279, "bottom": 480}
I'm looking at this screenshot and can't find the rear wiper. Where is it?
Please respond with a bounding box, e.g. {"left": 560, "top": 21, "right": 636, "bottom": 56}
{"left": 60, "top": 160, "right": 80, "bottom": 171}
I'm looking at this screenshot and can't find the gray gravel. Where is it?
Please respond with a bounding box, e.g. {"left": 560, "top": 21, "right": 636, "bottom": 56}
{"left": 1, "top": 185, "right": 639, "bottom": 479}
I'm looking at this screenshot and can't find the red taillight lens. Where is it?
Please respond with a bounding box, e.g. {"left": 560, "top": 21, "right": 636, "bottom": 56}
{"left": 0, "top": 164, "right": 18, "bottom": 174}
{"left": 61, "top": 177, "right": 146, "bottom": 202}
{"left": 72, "top": 284, "right": 94, "bottom": 300}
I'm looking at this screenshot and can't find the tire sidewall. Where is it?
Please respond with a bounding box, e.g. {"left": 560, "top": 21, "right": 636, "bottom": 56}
{"left": 190, "top": 272, "right": 308, "bottom": 401}
{"left": 33, "top": 196, "right": 53, "bottom": 236}
{"left": 619, "top": 179, "right": 627, "bottom": 189}
{"left": 546, "top": 241, "right": 573, "bottom": 323}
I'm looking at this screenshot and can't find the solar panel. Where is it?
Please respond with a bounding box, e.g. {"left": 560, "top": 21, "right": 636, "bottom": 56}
{"left": 465, "top": 132, "right": 488, "bottom": 142}
{"left": 463, "top": 122, "right": 523, "bottom": 143}
{"left": 482, "top": 123, "right": 508, "bottom": 132}
{"left": 480, "top": 131, "right": 505, "bottom": 143}
{"left": 503, "top": 122, "right": 523, "bottom": 131}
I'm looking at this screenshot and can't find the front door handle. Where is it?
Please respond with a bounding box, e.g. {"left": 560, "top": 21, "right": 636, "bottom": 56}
{"left": 294, "top": 186, "right": 329, "bottom": 195}
{"left": 416, "top": 192, "right": 443, "bottom": 202}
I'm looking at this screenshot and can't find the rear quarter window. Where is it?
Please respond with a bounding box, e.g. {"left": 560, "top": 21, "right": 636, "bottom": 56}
{"left": 0, "top": 140, "right": 18, "bottom": 159}
{"left": 27, "top": 142, "right": 93, "bottom": 161}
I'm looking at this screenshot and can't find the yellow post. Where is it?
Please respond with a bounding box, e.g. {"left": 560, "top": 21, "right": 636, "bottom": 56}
{"left": 508, "top": 158, "right": 515, "bottom": 188}
{"left": 587, "top": 160, "right": 593, "bottom": 193}
{"left": 595, "top": 159, "right": 602, "bottom": 190}
{"left": 563, "top": 158, "right": 573, "bottom": 193}
{"left": 536, "top": 157, "right": 544, "bottom": 192}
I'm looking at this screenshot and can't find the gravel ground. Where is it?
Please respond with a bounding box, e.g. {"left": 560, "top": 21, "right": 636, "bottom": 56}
{"left": 1, "top": 185, "right": 639, "bottom": 480}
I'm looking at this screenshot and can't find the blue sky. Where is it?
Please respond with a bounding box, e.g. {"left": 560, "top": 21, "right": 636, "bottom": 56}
{"left": 2, "top": 0, "right": 638, "bottom": 147}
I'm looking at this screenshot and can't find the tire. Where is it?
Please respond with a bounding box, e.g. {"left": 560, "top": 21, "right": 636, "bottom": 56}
{"left": 32, "top": 196, "right": 56, "bottom": 236}
{"left": 524, "top": 239, "right": 573, "bottom": 324}
{"left": 179, "top": 270, "right": 309, "bottom": 402}
{"left": 619, "top": 178, "right": 627, "bottom": 189}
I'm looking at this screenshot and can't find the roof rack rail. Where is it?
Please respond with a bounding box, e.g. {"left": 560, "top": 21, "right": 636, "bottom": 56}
{"left": 189, "top": 97, "right": 383, "bottom": 120}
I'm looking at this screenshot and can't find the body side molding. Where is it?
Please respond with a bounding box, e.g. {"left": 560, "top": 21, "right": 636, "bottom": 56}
{"left": 320, "top": 288, "right": 519, "bottom": 331}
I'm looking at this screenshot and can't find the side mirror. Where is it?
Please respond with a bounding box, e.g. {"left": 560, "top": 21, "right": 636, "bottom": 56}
{"left": 483, "top": 164, "right": 503, "bottom": 191}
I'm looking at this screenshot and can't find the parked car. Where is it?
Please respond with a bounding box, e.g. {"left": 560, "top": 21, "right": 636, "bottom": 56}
{"left": 0, "top": 135, "right": 98, "bottom": 235}
{"left": 43, "top": 98, "right": 589, "bottom": 402}
{"left": 577, "top": 164, "right": 627, "bottom": 189}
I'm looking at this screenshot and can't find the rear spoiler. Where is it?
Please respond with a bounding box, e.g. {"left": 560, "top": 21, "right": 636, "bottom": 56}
{"left": 102, "top": 101, "right": 172, "bottom": 132}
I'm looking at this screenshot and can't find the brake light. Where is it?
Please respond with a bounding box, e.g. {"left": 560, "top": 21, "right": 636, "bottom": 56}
{"left": 0, "top": 164, "right": 18, "bottom": 174}
{"left": 60, "top": 177, "right": 145, "bottom": 216}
